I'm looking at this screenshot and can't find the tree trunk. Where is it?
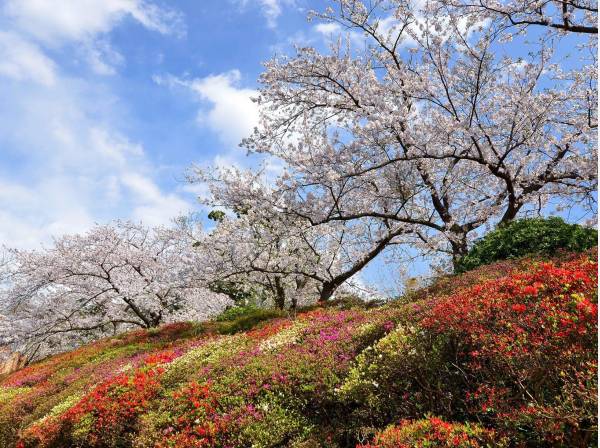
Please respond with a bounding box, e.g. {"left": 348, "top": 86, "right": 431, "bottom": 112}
{"left": 319, "top": 282, "right": 337, "bottom": 302}
{"left": 122, "top": 297, "right": 155, "bottom": 328}
{"left": 450, "top": 232, "right": 469, "bottom": 273}
{"left": 317, "top": 226, "right": 409, "bottom": 302}
{"left": 451, "top": 254, "right": 463, "bottom": 273}
{"left": 273, "top": 276, "right": 286, "bottom": 310}
{"left": 0, "top": 351, "right": 26, "bottom": 374}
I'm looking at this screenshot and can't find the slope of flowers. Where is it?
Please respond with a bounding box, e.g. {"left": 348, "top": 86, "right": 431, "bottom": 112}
{"left": 0, "top": 250, "right": 596, "bottom": 447}
{"left": 358, "top": 417, "right": 507, "bottom": 448}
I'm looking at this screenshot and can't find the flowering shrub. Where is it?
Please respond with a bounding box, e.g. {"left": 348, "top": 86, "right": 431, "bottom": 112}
{"left": 19, "top": 349, "right": 184, "bottom": 447}
{"left": 359, "top": 417, "right": 506, "bottom": 447}
{"left": 1, "top": 251, "right": 597, "bottom": 447}
{"left": 3, "top": 325, "right": 197, "bottom": 448}
{"left": 152, "top": 381, "right": 231, "bottom": 448}
{"left": 134, "top": 307, "right": 402, "bottom": 447}
{"left": 336, "top": 325, "right": 432, "bottom": 428}
{"left": 422, "top": 251, "right": 598, "bottom": 445}
{"left": 339, "top": 251, "right": 597, "bottom": 445}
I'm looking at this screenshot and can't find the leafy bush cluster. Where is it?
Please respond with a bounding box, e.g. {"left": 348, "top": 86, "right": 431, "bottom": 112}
{"left": 0, "top": 250, "right": 596, "bottom": 447}
{"left": 211, "top": 305, "right": 287, "bottom": 334}
{"left": 359, "top": 417, "right": 506, "bottom": 448}
{"left": 456, "top": 217, "right": 597, "bottom": 272}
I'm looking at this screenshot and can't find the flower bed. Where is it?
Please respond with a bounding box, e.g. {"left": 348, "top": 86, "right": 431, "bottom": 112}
{"left": 1, "top": 250, "right": 597, "bottom": 447}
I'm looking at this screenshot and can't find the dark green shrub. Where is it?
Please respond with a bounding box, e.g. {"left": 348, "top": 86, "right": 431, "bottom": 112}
{"left": 456, "top": 217, "right": 597, "bottom": 272}
{"left": 213, "top": 305, "right": 286, "bottom": 334}
{"left": 215, "top": 304, "right": 263, "bottom": 322}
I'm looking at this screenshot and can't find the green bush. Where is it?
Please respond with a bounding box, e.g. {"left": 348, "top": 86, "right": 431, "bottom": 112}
{"left": 213, "top": 305, "right": 286, "bottom": 334}
{"left": 336, "top": 325, "right": 461, "bottom": 438}
{"left": 456, "top": 217, "right": 597, "bottom": 273}
{"left": 215, "top": 304, "right": 263, "bottom": 322}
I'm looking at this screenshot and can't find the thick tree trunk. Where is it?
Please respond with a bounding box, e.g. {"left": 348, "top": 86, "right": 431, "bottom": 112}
{"left": 450, "top": 232, "right": 469, "bottom": 273}
{"left": 319, "top": 282, "right": 338, "bottom": 302}
{"left": 122, "top": 297, "right": 154, "bottom": 328}
{"left": 273, "top": 276, "right": 286, "bottom": 310}
{"left": 451, "top": 254, "right": 463, "bottom": 273}
{"left": 149, "top": 311, "right": 162, "bottom": 328}
{"left": 0, "top": 351, "right": 26, "bottom": 374}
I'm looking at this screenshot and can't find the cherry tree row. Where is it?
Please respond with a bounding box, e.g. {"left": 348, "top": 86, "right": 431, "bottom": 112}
{"left": 195, "top": 0, "right": 597, "bottom": 299}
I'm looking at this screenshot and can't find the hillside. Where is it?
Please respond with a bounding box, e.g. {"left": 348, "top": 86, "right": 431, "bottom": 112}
{"left": 0, "top": 251, "right": 597, "bottom": 448}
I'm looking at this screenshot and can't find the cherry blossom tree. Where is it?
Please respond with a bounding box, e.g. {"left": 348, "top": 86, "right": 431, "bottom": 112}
{"left": 431, "top": 0, "right": 597, "bottom": 35}
{"left": 200, "top": 207, "right": 321, "bottom": 309}
{"left": 0, "top": 221, "right": 231, "bottom": 360}
{"left": 192, "top": 0, "right": 596, "bottom": 303}
{"left": 193, "top": 164, "right": 418, "bottom": 302}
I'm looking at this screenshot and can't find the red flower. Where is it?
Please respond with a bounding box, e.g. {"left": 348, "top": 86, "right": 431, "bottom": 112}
{"left": 511, "top": 303, "right": 527, "bottom": 313}
{"left": 523, "top": 285, "right": 539, "bottom": 296}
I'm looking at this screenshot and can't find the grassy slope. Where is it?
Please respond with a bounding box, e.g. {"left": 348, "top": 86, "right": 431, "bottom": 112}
{"left": 1, "top": 250, "right": 597, "bottom": 448}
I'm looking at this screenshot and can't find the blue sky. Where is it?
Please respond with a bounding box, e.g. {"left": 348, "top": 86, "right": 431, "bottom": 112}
{"left": 0, "top": 0, "right": 423, "bottom": 295}
{"left": 0, "top": 1, "right": 593, "bottom": 296}
{"left": 0, "top": 0, "right": 333, "bottom": 248}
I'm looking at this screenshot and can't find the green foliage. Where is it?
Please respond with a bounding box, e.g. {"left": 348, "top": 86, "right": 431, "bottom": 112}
{"left": 208, "top": 210, "right": 226, "bottom": 222}
{"left": 239, "top": 397, "right": 313, "bottom": 446}
{"left": 209, "top": 279, "right": 270, "bottom": 306}
{"left": 456, "top": 217, "right": 597, "bottom": 272}
{"left": 215, "top": 304, "right": 264, "bottom": 322}
{"left": 213, "top": 306, "right": 287, "bottom": 334}
{"left": 336, "top": 325, "right": 459, "bottom": 439}
{"left": 326, "top": 295, "right": 371, "bottom": 310}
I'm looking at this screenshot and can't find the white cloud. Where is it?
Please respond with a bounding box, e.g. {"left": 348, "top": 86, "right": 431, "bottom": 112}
{"left": 0, "top": 174, "right": 97, "bottom": 249}
{"left": 4, "top": 0, "right": 185, "bottom": 44}
{"left": 190, "top": 71, "right": 259, "bottom": 146}
{"left": 259, "top": 0, "right": 282, "bottom": 28}
{"left": 90, "top": 128, "right": 145, "bottom": 167}
{"left": 121, "top": 172, "right": 192, "bottom": 226}
{"left": 180, "top": 182, "right": 211, "bottom": 203}
{"left": 0, "top": 0, "right": 194, "bottom": 250}
{"left": 156, "top": 70, "right": 259, "bottom": 147}
{"left": 213, "top": 153, "right": 245, "bottom": 172}
{"left": 312, "top": 21, "right": 366, "bottom": 48}
{"left": 127, "top": 1, "right": 186, "bottom": 37}
{"left": 0, "top": 1, "right": 193, "bottom": 250}
{"left": 234, "top": 0, "right": 294, "bottom": 29}
{"left": 0, "top": 31, "right": 56, "bottom": 85}
{"left": 82, "top": 39, "right": 125, "bottom": 75}
{"left": 1, "top": 0, "right": 184, "bottom": 77}
{"left": 0, "top": 73, "right": 193, "bottom": 249}
{"left": 0, "top": 134, "right": 193, "bottom": 248}
{"left": 314, "top": 22, "right": 342, "bottom": 36}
